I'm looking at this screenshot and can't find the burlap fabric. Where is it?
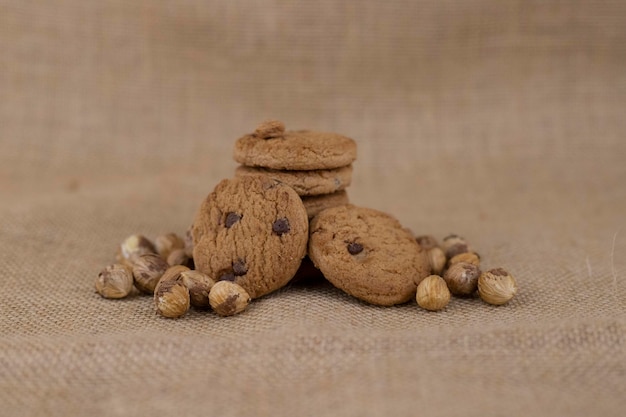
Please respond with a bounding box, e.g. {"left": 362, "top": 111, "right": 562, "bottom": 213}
{"left": 1, "top": 1, "right": 625, "bottom": 415}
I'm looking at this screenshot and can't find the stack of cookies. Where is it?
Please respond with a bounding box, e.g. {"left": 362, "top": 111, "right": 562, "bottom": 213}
{"left": 232, "top": 120, "right": 357, "bottom": 220}
{"left": 95, "top": 120, "right": 518, "bottom": 319}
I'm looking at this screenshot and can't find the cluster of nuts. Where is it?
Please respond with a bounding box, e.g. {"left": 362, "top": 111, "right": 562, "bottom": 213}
{"left": 95, "top": 233, "right": 251, "bottom": 317}
{"left": 414, "top": 234, "right": 518, "bottom": 311}
{"left": 96, "top": 232, "right": 517, "bottom": 317}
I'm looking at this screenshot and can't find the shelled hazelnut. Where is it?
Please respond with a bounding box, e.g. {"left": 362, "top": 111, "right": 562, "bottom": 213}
{"left": 95, "top": 264, "right": 134, "bottom": 299}
{"left": 209, "top": 281, "right": 251, "bottom": 317}
{"left": 154, "top": 266, "right": 190, "bottom": 318}
{"left": 180, "top": 270, "right": 215, "bottom": 308}
{"left": 448, "top": 252, "right": 480, "bottom": 268}
{"left": 116, "top": 234, "right": 156, "bottom": 266}
{"left": 167, "top": 249, "right": 191, "bottom": 267}
{"left": 416, "top": 235, "right": 446, "bottom": 275}
{"left": 416, "top": 275, "right": 451, "bottom": 311}
{"left": 441, "top": 234, "right": 470, "bottom": 259}
{"left": 155, "top": 233, "right": 185, "bottom": 259}
{"left": 132, "top": 253, "right": 170, "bottom": 294}
{"left": 478, "top": 268, "right": 518, "bottom": 305}
{"left": 443, "top": 262, "right": 481, "bottom": 296}
{"left": 183, "top": 227, "right": 194, "bottom": 257}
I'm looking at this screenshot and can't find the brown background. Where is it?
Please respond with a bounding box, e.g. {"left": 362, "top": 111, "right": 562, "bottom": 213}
{"left": 1, "top": 1, "right": 625, "bottom": 415}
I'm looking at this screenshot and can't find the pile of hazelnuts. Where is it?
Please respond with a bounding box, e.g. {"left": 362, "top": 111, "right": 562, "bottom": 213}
{"left": 414, "top": 234, "right": 518, "bottom": 311}
{"left": 95, "top": 232, "right": 518, "bottom": 318}
{"left": 95, "top": 233, "right": 250, "bottom": 317}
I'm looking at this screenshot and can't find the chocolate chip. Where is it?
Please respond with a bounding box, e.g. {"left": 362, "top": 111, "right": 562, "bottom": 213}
{"left": 272, "top": 218, "right": 290, "bottom": 235}
{"left": 233, "top": 259, "right": 248, "bottom": 276}
{"left": 347, "top": 242, "right": 363, "bottom": 255}
{"left": 219, "top": 272, "right": 235, "bottom": 282}
{"left": 225, "top": 212, "right": 242, "bottom": 228}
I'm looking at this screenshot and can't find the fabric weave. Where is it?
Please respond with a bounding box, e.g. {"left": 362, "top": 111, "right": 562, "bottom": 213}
{"left": 1, "top": 1, "right": 625, "bottom": 416}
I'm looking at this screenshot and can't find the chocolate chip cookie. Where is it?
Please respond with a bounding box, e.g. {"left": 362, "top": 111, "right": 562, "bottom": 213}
{"left": 308, "top": 205, "right": 430, "bottom": 306}
{"left": 233, "top": 120, "right": 357, "bottom": 170}
{"left": 191, "top": 175, "right": 309, "bottom": 299}
{"left": 235, "top": 165, "right": 353, "bottom": 196}
{"left": 302, "top": 190, "right": 349, "bottom": 220}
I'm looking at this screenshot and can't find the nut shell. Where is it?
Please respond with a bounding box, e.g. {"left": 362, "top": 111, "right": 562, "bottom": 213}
{"left": 441, "top": 235, "right": 470, "bottom": 259}
{"left": 167, "top": 249, "right": 190, "bottom": 267}
{"left": 443, "top": 262, "right": 481, "bottom": 296}
{"left": 180, "top": 270, "right": 215, "bottom": 308}
{"left": 209, "top": 281, "right": 251, "bottom": 316}
{"left": 427, "top": 247, "right": 447, "bottom": 275}
{"left": 132, "top": 254, "right": 170, "bottom": 294}
{"left": 95, "top": 264, "right": 133, "bottom": 299}
{"left": 448, "top": 252, "right": 480, "bottom": 267}
{"left": 416, "top": 275, "right": 450, "bottom": 311}
{"left": 478, "top": 268, "right": 518, "bottom": 305}
{"left": 183, "top": 227, "right": 194, "bottom": 257}
{"left": 155, "top": 233, "right": 185, "bottom": 259}
{"left": 116, "top": 234, "right": 156, "bottom": 266}
{"left": 415, "top": 235, "right": 439, "bottom": 251}
{"left": 154, "top": 267, "right": 191, "bottom": 318}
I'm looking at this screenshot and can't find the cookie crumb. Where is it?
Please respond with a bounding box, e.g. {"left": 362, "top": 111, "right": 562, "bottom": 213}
{"left": 254, "top": 120, "right": 285, "bottom": 139}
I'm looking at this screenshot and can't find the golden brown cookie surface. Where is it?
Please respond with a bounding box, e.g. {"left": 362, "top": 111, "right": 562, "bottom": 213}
{"left": 233, "top": 123, "right": 357, "bottom": 170}
{"left": 235, "top": 165, "right": 353, "bottom": 196}
{"left": 191, "top": 176, "right": 308, "bottom": 299}
{"left": 308, "top": 205, "right": 430, "bottom": 306}
{"left": 301, "top": 190, "right": 349, "bottom": 220}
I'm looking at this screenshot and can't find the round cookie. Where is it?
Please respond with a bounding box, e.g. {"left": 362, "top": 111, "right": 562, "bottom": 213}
{"left": 233, "top": 120, "right": 357, "bottom": 170}
{"left": 302, "top": 190, "right": 349, "bottom": 220}
{"left": 191, "top": 175, "right": 308, "bottom": 299}
{"left": 309, "top": 205, "right": 431, "bottom": 306}
{"left": 235, "top": 165, "right": 353, "bottom": 196}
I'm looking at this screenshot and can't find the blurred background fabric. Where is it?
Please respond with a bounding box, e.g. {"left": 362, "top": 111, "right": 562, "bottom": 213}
{"left": 1, "top": 1, "right": 625, "bottom": 416}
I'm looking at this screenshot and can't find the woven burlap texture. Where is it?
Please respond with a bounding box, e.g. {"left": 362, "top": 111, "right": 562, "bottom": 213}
{"left": 1, "top": 1, "right": 625, "bottom": 416}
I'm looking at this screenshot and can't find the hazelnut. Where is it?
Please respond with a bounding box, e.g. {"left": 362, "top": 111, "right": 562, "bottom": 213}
{"left": 183, "top": 227, "right": 194, "bottom": 257}
{"left": 154, "top": 233, "right": 185, "bottom": 259}
{"left": 415, "top": 235, "right": 439, "bottom": 250}
{"left": 132, "top": 253, "right": 170, "bottom": 294}
{"left": 116, "top": 234, "right": 156, "bottom": 266}
{"left": 443, "top": 262, "right": 481, "bottom": 296}
{"left": 180, "top": 270, "right": 215, "bottom": 308}
{"left": 427, "top": 247, "right": 447, "bottom": 275}
{"left": 209, "top": 281, "right": 251, "bottom": 316}
{"left": 254, "top": 120, "right": 285, "bottom": 139}
{"left": 95, "top": 264, "right": 134, "bottom": 299}
{"left": 441, "top": 234, "right": 470, "bottom": 259}
{"left": 154, "top": 265, "right": 190, "bottom": 318}
{"left": 478, "top": 268, "right": 518, "bottom": 305}
{"left": 415, "top": 235, "right": 446, "bottom": 275}
{"left": 416, "top": 275, "right": 451, "bottom": 311}
{"left": 167, "top": 249, "right": 191, "bottom": 267}
{"left": 448, "top": 252, "right": 480, "bottom": 267}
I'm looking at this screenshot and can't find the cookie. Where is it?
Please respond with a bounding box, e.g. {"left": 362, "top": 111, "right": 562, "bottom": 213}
{"left": 302, "top": 190, "right": 349, "bottom": 220}
{"left": 235, "top": 165, "right": 353, "bottom": 196}
{"left": 308, "top": 204, "right": 431, "bottom": 306}
{"left": 191, "top": 175, "right": 309, "bottom": 299}
{"left": 233, "top": 120, "right": 357, "bottom": 170}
